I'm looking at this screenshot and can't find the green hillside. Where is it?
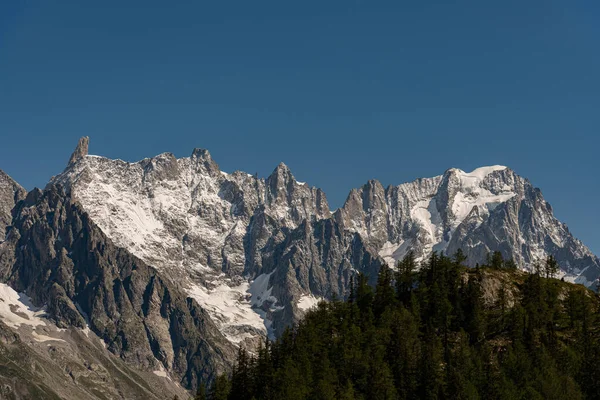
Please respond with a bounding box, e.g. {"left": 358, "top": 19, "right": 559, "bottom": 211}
{"left": 209, "top": 251, "right": 600, "bottom": 400}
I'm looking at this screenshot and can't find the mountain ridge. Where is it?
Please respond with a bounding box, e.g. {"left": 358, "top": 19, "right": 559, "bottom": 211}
{"left": 0, "top": 137, "right": 599, "bottom": 397}
{"left": 45, "top": 138, "right": 600, "bottom": 345}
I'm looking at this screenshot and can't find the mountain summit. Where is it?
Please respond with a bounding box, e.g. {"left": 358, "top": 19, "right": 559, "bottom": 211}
{"left": 68, "top": 136, "right": 90, "bottom": 166}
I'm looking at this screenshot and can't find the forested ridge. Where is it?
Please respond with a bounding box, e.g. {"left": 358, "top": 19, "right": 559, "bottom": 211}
{"left": 199, "top": 251, "right": 600, "bottom": 400}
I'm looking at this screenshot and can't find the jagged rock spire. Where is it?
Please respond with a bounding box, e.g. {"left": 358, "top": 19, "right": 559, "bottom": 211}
{"left": 68, "top": 136, "right": 89, "bottom": 166}
{"left": 0, "top": 169, "right": 27, "bottom": 239}
{"left": 191, "top": 147, "right": 220, "bottom": 176}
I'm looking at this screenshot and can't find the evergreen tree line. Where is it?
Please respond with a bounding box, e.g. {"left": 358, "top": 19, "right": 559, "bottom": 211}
{"left": 202, "top": 250, "right": 600, "bottom": 400}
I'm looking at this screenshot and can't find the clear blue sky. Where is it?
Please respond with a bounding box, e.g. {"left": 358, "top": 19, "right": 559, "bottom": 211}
{"left": 1, "top": 1, "right": 599, "bottom": 254}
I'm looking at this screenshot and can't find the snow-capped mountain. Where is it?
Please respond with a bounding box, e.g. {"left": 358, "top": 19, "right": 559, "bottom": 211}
{"left": 46, "top": 138, "right": 600, "bottom": 347}
{"left": 51, "top": 137, "right": 331, "bottom": 346}
{"left": 336, "top": 166, "right": 600, "bottom": 286}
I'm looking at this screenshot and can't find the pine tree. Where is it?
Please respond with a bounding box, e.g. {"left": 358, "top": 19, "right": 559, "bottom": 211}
{"left": 356, "top": 273, "right": 374, "bottom": 313}
{"left": 453, "top": 248, "right": 467, "bottom": 265}
{"left": 195, "top": 382, "right": 207, "bottom": 400}
{"left": 497, "top": 281, "right": 508, "bottom": 330}
{"left": 445, "top": 331, "right": 480, "bottom": 400}
{"left": 396, "top": 251, "right": 416, "bottom": 306}
{"left": 544, "top": 255, "right": 559, "bottom": 279}
{"left": 533, "top": 261, "right": 543, "bottom": 276}
{"left": 348, "top": 275, "right": 356, "bottom": 303}
{"left": 209, "top": 375, "right": 230, "bottom": 400}
{"left": 421, "top": 252, "right": 440, "bottom": 288}
{"left": 504, "top": 258, "right": 518, "bottom": 270}
{"left": 368, "top": 356, "right": 397, "bottom": 400}
{"left": 490, "top": 251, "right": 504, "bottom": 269}
{"left": 464, "top": 275, "right": 485, "bottom": 344}
{"left": 338, "top": 380, "right": 357, "bottom": 400}
{"left": 374, "top": 265, "right": 396, "bottom": 317}
{"left": 312, "top": 356, "right": 338, "bottom": 400}
{"left": 388, "top": 307, "right": 420, "bottom": 399}
{"left": 418, "top": 331, "right": 444, "bottom": 400}
{"left": 273, "top": 359, "right": 309, "bottom": 400}
{"left": 230, "top": 347, "right": 252, "bottom": 399}
{"left": 253, "top": 338, "right": 274, "bottom": 400}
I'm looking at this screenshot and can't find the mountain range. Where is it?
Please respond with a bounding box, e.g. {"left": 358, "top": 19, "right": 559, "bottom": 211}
{"left": 0, "top": 137, "right": 598, "bottom": 398}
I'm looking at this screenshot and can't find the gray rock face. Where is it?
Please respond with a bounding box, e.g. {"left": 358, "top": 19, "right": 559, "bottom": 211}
{"left": 0, "top": 185, "right": 236, "bottom": 392}
{"left": 0, "top": 318, "right": 192, "bottom": 400}
{"left": 46, "top": 139, "right": 600, "bottom": 349}
{"left": 264, "top": 218, "right": 383, "bottom": 331}
{"left": 0, "top": 169, "right": 26, "bottom": 240}
{"left": 68, "top": 136, "right": 89, "bottom": 166}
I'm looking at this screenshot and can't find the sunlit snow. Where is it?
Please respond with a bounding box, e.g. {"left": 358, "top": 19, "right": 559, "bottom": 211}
{"left": 188, "top": 278, "right": 269, "bottom": 344}
{"left": 378, "top": 166, "right": 516, "bottom": 264}
{"left": 297, "top": 294, "right": 322, "bottom": 312}
{"left": 0, "top": 283, "right": 48, "bottom": 329}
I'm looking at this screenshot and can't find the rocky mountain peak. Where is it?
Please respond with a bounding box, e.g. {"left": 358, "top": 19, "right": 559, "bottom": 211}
{"left": 141, "top": 152, "right": 180, "bottom": 181}
{"left": 268, "top": 162, "right": 293, "bottom": 181}
{"left": 0, "top": 169, "right": 27, "bottom": 241}
{"left": 67, "top": 136, "right": 89, "bottom": 167}
{"left": 191, "top": 147, "right": 212, "bottom": 160}
{"left": 360, "top": 179, "right": 386, "bottom": 210}
{"left": 275, "top": 161, "right": 290, "bottom": 172}
{"left": 191, "top": 147, "right": 220, "bottom": 176}
{"left": 440, "top": 165, "right": 510, "bottom": 188}
{"left": 266, "top": 162, "right": 297, "bottom": 201}
{"left": 0, "top": 169, "right": 25, "bottom": 196}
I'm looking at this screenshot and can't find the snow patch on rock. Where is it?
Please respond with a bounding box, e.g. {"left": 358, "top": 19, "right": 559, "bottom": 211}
{"left": 249, "top": 272, "right": 277, "bottom": 308}
{"left": 297, "top": 294, "right": 322, "bottom": 312}
{"left": 0, "top": 283, "right": 48, "bottom": 329}
{"left": 32, "top": 332, "right": 65, "bottom": 343}
{"left": 188, "top": 278, "right": 268, "bottom": 344}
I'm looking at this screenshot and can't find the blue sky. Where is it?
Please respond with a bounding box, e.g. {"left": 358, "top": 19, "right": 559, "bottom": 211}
{"left": 0, "top": 1, "right": 599, "bottom": 253}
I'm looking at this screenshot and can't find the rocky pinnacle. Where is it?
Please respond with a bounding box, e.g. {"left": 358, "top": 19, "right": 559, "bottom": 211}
{"left": 0, "top": 170, "right": 27, "bottom": 240}
{"left": 68, "top": 136, "right": 90, "bottom": 166}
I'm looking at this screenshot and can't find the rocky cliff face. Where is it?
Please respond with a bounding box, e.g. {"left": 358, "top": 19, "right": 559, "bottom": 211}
{"left": 45, "top": 139, "right": 600, "bottom": 350}
{"left": 0, "top": 185, "right": 236, "bottom": 394}
{"left": 67, "top": 136, "right": 89, "bottom": 167}
{"left": 0, "top": 169, "right": 26, "bottom": 240}
{"left": 254, "top": 217, "right": 383, "bottom": 334}
{"left": 0, "top": 315, "right": 191, "bottom": 400}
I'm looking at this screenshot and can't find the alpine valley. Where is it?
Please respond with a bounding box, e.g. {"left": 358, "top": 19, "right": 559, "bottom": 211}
{"left": 0, "top": 137, "right": 599, "bottom": 399}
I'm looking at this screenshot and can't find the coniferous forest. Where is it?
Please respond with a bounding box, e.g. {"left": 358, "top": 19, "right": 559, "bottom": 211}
{"left": 202, "top": 251, "right": 600, "bottom": 400}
